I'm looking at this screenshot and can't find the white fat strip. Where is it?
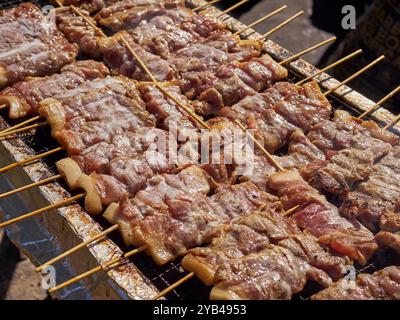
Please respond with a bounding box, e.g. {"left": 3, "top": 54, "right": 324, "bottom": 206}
{"left": 0, "top": 39, "right": 44, "bottom": 60}
{"left": 56, "top": 77, "right": 122, "bottom": 99}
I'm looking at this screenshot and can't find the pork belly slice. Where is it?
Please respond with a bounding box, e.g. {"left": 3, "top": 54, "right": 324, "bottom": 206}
{"left": 335, "top": 109, "right": 400, "bottom": 147}
{"left": 99, "top": 31, "right": 174, "bottom": 82}
{"left": 56, "top": 127, "right": 178, "bottom": 214}
{"left": 52, "top": 0, "right": 119, "bottom": 13}
{"left": 96, "top": 0, "right": 187, "bottom": 32}
{"left": 340, "top": 146, "right": 400, "bottom": 232}
{"left": 312, "top": 266, "right": 400, "bottom": 300}
{"left": 0, "top": 60, "right": 109, "bottom": 119}
{"left": 184, "top": 54, "right": 287, "bottom": 108}
{"left": 183, "top": 206, "right": 347, "bottom": 286}
{"left": 38, "top": 76, "right": 155, "bottom": 154}
{"left": 271, "top": 81, "right": 332, "bottom": 132}
{"left": 210, "top": 246, "right": 332, "bottom": 300}
{"left": 269, "top": 170, "right": 378, "bottom": 265}
{"left": 218, "top": 81, "right": 331, "bottom": 153}
{"left": 308, "top": 110, "right": 399, "bottom": 154}
{"left": 301, "top": 133, "right": 392, "bottom": 196}
{"left": 0, "top": 3, "right": 78, "bottom": 89}
{"left": 131, "top": 182, "right": 273, "bottom": 265}
{"left": 105, "top": 177, "right": 270, "bottom": 265}
{"left": 138, "top": 83, "right": 204, "bottom": 136}
{"left": 56, "top": 7, "right": 103, "bottom": 58}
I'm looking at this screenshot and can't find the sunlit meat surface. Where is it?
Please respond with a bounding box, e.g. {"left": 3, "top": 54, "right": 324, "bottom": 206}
{"left": 312, "top": 266, "right": 400, "bottom": 300}
{"left": 0, "top": 3, "right": 78, "bottom": 88}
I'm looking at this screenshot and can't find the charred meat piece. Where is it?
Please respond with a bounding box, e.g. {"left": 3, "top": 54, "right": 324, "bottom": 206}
{"left": 0, "top": 3, "right": 78, "bottom": 88}
{"left": 138, "top": 83, "right": 202, "bottom": 135}
{"left": 99, "top": 31, "right": 174, "bottom": 81}
{"left": 269, "top": 170, "right": 378, "bottom": 265}
{"left": 56, "top": 7, "right": 103, "bottom": 58}
{"left": 0, "top": 60, "right": 109, "bottom": 119}
{"left": 96, "top": 0, "right": 187, "bottom": 32}
{"left": 38, "top": 76, "right": 155, "bottom": 154}
{"left": 211, "top": 246, "right": 332, "bottom": 300}
{"left": 312, "top": 266, "right": 400, "bottom": 300}
{"left": 183, "top": 206, "right": 347, "bottom": 286}
{"left": 340, "top": 146, "right": 400, "bottom": 232}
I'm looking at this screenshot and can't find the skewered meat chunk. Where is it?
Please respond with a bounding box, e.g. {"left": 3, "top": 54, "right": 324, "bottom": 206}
{"left": 0, "top": 60, "right": 109, "bottom": 119}
{"left": 270, "top": 81, "right": 332, "bottom": 131}
{"left": 340, "top": 146, "right": 400, "bottom": 232}
{"left": 192, "top": 55, "right": 288, "bottom": 109}
{"left": 51, "top": 0, "right": 119, "bottom": 13}
{"left": 301, "top": 133, "right": 392, "bottom": 196}
{"left": 334, "top": 109, "right": 399, "bottom": 147}
{"left": 308, "top": 110, "right": 399, "bottom": 154}
{"left": 138, "top": 83, "right": 203, "bottom": 135}
{"left": 38, "top": 76, "right": 155, "bottom": 154}
{"left": 269, "top": 170, "right": 378, "bottom": 264}
{"left": 183, "top": 206, "right": 347, "bottom": 286}
{"left": 99, "top": 31, "right": 174, "bottom": 81}
{"left": 312, "top": 266, "right": 400, "bottom": 300}
{"left": 375, "top": 231, "right": 400, "bottom": 254}
{"left": 0, "top": 3, "right": 78, "bottom": 88}
{"left": 56, "top": 7, "right": 103, "bottom": 58}
{"left": 96, "top": 0, "right": 187, "bottom": 32}
{"left": 104, "top": 173, "right": 271, "bottom": 265}
{"left": 210, "top": 246, "right": 332, "bottom": 300}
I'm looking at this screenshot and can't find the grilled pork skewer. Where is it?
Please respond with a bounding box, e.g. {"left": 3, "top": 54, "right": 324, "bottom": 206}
{"left": 311, "top": 266, "right": 400, "bottom": 300}
{"left": 0, "top": 3, "right": 78, "bottom": 89}
{"left": 0, "top": 61, "right": 109, "bottom": 119}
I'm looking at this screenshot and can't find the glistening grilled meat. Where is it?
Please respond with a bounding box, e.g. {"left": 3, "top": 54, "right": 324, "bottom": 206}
{"left": 312, "top": 266, "right": 400, "bottom": 300}
{"left": 0, "top": 3, "right": 78, "bottom": 88}
{"left": 56, "top": 7, "right": 103, "bottom": 58}
{"left": 104, "top": 175, "right": 272, "bottom": 265}
{"left": 99, "top": 31, "right": 175, "bottom": 81}
{"left": 0, "top": 60, "right": 109, "bottom": 119}
{"left": 210, "top": 246, "right": 332, "bottom": 300}
{"left": 269, "top": 170, "right": 378, "bottom": 265}
{"left": 340, "top": 146, "right": 400, "bottom": 233}
{"left": 182, "top": 206, "right": 348, "bottom": 286}
{"left": 96, "top": 0, "right": 188, "bottom": 32}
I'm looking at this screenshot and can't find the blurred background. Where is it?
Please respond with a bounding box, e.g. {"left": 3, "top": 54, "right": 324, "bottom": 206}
{"left": 1, "top": 0, "right": 399, "bottom": 299}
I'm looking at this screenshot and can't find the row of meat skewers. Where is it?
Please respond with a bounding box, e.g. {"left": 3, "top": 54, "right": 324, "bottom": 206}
{"left": 0, "top": 0, "right": 399, "bottom": 299}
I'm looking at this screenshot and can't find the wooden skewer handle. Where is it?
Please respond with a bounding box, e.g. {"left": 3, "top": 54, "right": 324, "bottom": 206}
{"left": 0, "top": 193, "right": 85, "bottom": 229}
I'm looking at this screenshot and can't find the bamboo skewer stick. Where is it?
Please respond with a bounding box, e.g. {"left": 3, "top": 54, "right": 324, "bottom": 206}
{"left": 384, "top": 114, "right": 400, "bottom": 131}
{"left": 154, "top": 272, "right": 195, "bottom": 300}
{"left": 296, "top": 49, "right": 363, "bottom": 86}
{"left": 48, "top": 245, "right": 147, "bottom": 293}
{"left": 0, "top": 121, "right": 48, "bottom": 139}
{"left": 0, "top": 116, "right": 41, "bottom": 134}
{"left": 283, "top": 205, "right": 300, "bottom": 217}
{"left": 233, "top": 5, "right": 287, "bottom": 36}
{"left": 0, "top": 174, "right": 63, "bottom": 200}
{"left": 262, "top": 11, "right": 304, "bottom": 40}
{"left": 323, "top": 55, "right": 385, "bottom": 97}
{"left": 193, "top": 0, "right": 224, "bottom": 12}
{"left": 119, "top": 35, "right": 211, "bottom": 130}
{"left": 216, "top": 0, "right": 248, "bottom": 19}
{"left": 0, "top": 193, "right": 85, "bottom": 229}
{"left": 279, "top": 36, "right": 336, "bottom": 66}
{"left": 0, "top": 146, "right": 65, "bottom": 174}
{"left": 54, "top": 0, "right": 63, "bottom": 7}
{"left": 35, "top": 224, "right": 119, "bottom": 272}
{"left": 234, "top": 120, "right": 284, "bottom": 172}
{"left": 358, "top": 85, "right": 400, "bottom": 119}
{"left": 0, "top": 104, "right": 7, "bottom": 111}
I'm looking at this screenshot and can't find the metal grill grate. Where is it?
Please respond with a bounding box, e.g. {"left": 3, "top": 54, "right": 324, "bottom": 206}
{"left": 0, "top": 0, "right": 399, "bottom": 300}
